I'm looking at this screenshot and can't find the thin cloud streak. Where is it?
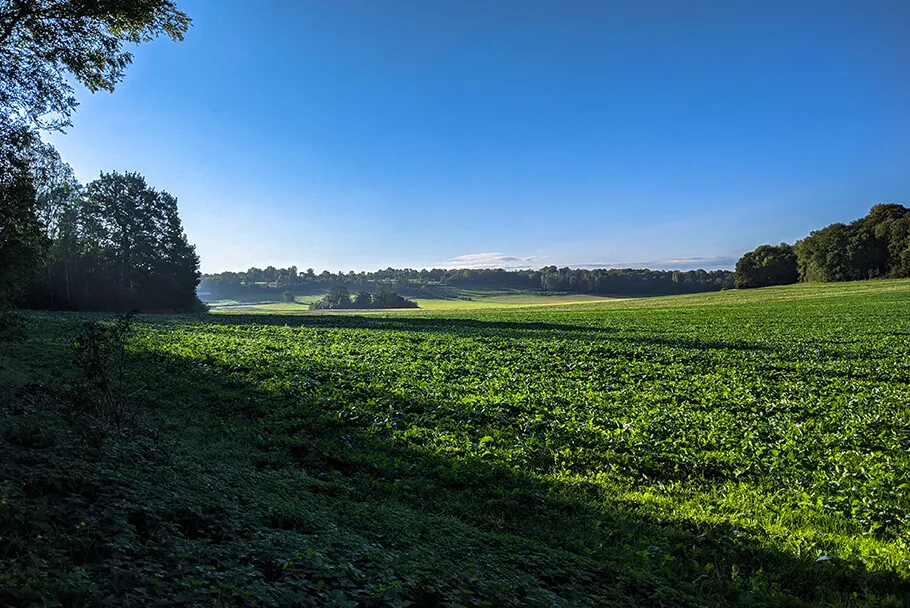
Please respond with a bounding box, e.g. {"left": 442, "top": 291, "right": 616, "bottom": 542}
{"left": 436, "top": 252, "right": 544, "bottom": 270}
{"left": 430, "top": 253, "right": 737, "bottom": 271}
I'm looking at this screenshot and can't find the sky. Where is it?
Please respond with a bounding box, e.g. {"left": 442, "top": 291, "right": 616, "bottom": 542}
{"left": 45, "top": 0, "right": 910, "bottom": 274}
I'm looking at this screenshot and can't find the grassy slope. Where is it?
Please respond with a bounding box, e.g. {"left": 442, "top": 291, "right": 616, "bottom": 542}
{"left": 2, "top": 280, "right": 910, "bottom": 606}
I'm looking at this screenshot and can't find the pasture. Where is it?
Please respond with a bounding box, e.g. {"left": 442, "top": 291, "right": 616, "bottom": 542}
{"left": 1, "top": 280, "right": 909, "bottom": 606}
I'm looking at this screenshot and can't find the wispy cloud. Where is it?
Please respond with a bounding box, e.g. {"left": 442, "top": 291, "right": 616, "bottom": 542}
{"left": 435, "top": 252, "right": 543, "bottom": 270}
{"left": 430, "top": 254, "right": 737, "bottom": 271}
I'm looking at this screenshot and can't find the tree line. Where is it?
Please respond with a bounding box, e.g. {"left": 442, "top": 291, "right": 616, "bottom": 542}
{"left": 735, "top": 204, "right": 910, "bottom": 288}
{"left": 201, "top": 266, "right": 735, "bottom": 300}
{"left": 1, "top": 1, "right": 200, "bottom": 315}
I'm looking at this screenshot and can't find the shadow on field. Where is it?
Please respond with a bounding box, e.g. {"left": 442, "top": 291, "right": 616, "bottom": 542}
{"left": 131, "top": 338, "right": 910, "bottom": 605}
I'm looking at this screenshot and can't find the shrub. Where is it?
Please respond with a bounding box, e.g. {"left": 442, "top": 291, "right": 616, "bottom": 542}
{"left": 71, "top": 311, "right": 143, "bottom": 427}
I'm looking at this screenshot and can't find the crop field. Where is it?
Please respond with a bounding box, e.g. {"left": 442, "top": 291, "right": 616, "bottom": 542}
{"left": 208, "top": 291, "right": 619, "bottom": 313}
{"left": 2, "top": 280, "right": 910, "bottom": 606}
{"left": 410, "top": 293, "right": 618, "bottom": 310}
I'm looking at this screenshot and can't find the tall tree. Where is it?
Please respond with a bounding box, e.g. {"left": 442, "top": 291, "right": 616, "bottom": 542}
{"left": 81, "top": 171, "right": 199, "bottom": 311}
{"left": 0, "top": 134, "right": 45, "bottom": 307}
{"left": 0, "top": 0, "right": 190, "bottom": 314}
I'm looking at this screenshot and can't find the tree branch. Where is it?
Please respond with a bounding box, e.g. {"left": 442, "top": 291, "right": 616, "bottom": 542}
{"left": 0, "top": 1, "right": 35, "bottom": 47}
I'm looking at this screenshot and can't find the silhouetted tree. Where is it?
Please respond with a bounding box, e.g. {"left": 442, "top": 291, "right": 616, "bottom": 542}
{"left": 0, "top": 133, "right": 45, "bottom": 307}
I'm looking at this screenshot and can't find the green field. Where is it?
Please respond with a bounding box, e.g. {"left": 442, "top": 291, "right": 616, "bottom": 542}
{"left": 207, "top": 291, "right": 621, "bottom": 313}
{"left": 2, "top": 280, "right": 910, "bottom": 606}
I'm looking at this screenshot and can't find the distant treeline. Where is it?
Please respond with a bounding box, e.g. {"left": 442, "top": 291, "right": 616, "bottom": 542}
{"left": 201, "top": 266, "right": 735, "bottom": 300}
{"left": 736, "top": 204, "right": 910, "bottom": 288}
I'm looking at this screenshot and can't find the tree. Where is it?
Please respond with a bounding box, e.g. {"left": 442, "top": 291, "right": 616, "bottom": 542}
{"left": 0, "top": 138, "right": 45, "bottom": 307}
{"left": 734, "top": 243, "right": 798, "bottom": 289}
{"left": 281, "top": 291, "right": 295, "bottom": 303}
{"left": 793, "top": 204, "right": 910, "bottom": 283}
{"left": 0, "top": 0, "right": 190, "bottom": 131}
{"left": 352, "top": 291, "right": 372, "bottom": 308}
{"left": 75, "top": 170, "right": 200, "bottom": 311}
{"left": 371, "top": 285, "right": 418, "bottom": 309}
{"left": 0, "top": 0, "right": 190, "bottom": 315}
{"left": 319, "top": 285, "right": 352, "bottom": 309}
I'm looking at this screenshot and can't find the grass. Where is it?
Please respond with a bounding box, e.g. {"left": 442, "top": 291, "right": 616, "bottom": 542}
{"left": 2, "top": 280, "right": 910, "bottom": 606}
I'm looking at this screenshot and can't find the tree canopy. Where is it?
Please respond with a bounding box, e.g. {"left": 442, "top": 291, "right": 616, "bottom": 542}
{"left": 20, "top": 169, "right": 202, "bottom": 312}
{"left": 734, "top": 243, "right": 798, "bottom": 289}
{"left": 0, "top": 0, "right": 190, "bottom": 131}
{"left": 0, "top": 0, "right": 191, "bottom": 318}
{"left": 309, "top": 285, "right": 418, "bottom": 310}
{"left": 734, "top": 204, "right": 910, "bottom": 289}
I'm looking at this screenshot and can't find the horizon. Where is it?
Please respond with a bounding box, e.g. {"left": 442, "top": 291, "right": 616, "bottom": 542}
{"left": 204, "top": 254, "right": 739, "bottom": 275}
{"left": 43, "top": 0, "right": 910, "bottom": 274}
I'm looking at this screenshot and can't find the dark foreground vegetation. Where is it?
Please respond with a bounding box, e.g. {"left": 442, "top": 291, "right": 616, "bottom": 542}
{"left": 1, "top": 281, "right": 909, "bottom": 606}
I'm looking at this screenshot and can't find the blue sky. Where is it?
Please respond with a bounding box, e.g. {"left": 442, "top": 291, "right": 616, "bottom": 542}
{"left": 46, "top": 0, "right": 910, "bottom": 273}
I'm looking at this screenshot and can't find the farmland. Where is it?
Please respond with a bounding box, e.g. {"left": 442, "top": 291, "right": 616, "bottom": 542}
{"left": 206, "top": 289, "right": 620, "bottom": 313}
{"left": 2, "top": 280, "right": 910, "bottom": 606}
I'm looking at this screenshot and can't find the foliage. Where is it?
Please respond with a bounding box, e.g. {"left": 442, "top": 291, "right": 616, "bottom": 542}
{"left": 790, "top": 203, "right": 910, "bottom": 283}
{"left": 0, "top": 0, "right": 190, "bottom": 132}
{"left": 0, "top": 0, "right": 195, "bottom": 315}
{"left": 352, "top": 290, "right": 372, "bottom": 308}
{"left": 734, "top": 243, "right": 798, "bottom": 288}
{"left": 281, "top": 290, "right": 295, "bottom": 303}
{"left": 71, "top": 311, "right": 143, "bottom": 426}
{"left": 19, "top": 169, "right": 202, "bottom": 312}
{"left": 1, "top": 281, "right": 909, "bottom": 605}
{"left": 0, "top": 309, "right": 26, "bottom": 341}
{"left": 0, "top": 129, "right": 46, "bottom": 308}
{"left": 309, "top": 284, "right": 418, "bottom": 310}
